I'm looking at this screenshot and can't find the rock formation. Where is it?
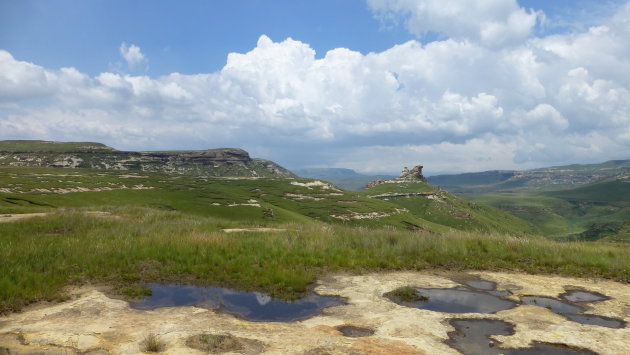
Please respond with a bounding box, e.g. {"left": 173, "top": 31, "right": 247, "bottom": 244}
{"left": 399, "top": 165, "right": 426, "bottom": 181}
{"left": 0, "top": 140, "right": 295, "bottom": 178}
{"left": 366, "top": 165, "right": 427, "bottom": 188}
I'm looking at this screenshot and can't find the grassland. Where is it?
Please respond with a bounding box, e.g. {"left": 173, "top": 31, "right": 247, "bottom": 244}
{"left": 3, "top": 207, "right": 630, "bottom": 315}
{"left": 1, "top": 166, "right": 629, "bottom": 316}
{"left": 461, "top": 174, "right": 630, "bottom": 241}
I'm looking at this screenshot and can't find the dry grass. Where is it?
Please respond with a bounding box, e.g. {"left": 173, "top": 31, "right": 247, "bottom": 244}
{"left": 141, "top": 333, "right": 164, "bottom": 353}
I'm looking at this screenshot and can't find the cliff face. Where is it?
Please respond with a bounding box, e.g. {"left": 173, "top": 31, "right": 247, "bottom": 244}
{"left": 0, "top": 141, "right": 294, "bottom": 178}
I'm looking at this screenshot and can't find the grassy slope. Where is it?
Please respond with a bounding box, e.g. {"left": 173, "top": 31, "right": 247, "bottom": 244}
{"left": 361, "top": 181, "right": 537, "bottom": 236}
{"left": 1, "top": 167, "right": 629, "bottom": 314}
{"left": 2, "top": 208, "right": 629, "bottom": 315}
{"left": 0, "top": 168, "right": 434, "bottom": 232}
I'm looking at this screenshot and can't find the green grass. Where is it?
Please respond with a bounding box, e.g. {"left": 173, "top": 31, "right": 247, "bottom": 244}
{"left": 1, "top": 207, "right": 629, "bottom": 314}
{"left": 1, "top": 166, "right": 629, "bottom": 314}
{"left": 0, "top": 166, "right": 534, "bottom": 235}
{"left": 383, "top": 286, "right": 427, "bottom": 304}
{"left": 0, "top": 140, "right": 114, "bottom": 152}
{"left": 461, "top": 176, "right": 630, "bottom": 240}
{"left": 120, "top": 285, "right": 153, "bottom": 299}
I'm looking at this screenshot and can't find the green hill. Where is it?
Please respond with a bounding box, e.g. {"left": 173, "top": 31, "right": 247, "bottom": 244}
{"left": 360, "top": 179, "right": 536, "bottom": 236}
{"left": 0, "top": 164, "right": 536, "bottom": 237}
{"left": 463, "top": 173, "right": 630, "bottom": 241}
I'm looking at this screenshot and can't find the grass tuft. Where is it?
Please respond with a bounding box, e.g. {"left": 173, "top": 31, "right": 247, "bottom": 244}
{"left": 383, "top": 286, "right": 428, "bottom": 304}
{"left": 141, "top": 333, "right": 164, "bottom": 353}
{"left": 120, "top": 286, "right": 152, "bottom": 299}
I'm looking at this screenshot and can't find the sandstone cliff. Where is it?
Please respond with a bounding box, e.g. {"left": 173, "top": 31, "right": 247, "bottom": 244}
{"left": 0, "top": 140, "right": 294, "bottom": 178}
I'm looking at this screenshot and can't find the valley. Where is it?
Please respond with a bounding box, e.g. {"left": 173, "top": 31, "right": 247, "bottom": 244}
{"left": 428, "top": 161, "right": 630, "bottom": 241}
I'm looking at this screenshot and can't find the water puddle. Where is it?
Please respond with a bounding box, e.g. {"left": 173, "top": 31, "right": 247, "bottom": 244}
{"left": 520, "top": 296, "right": 584, "bottom": 314}
{"left": 466, "top": 281, "right": 512, "bottom": 298}
{"left": 521, "top": 296, "right": 625, "bottom": 329}
{"left": 385, "top": 287, "right": 517, "bottom": 314}
{"left": 465, "top": 279, "right": 497, "bottom": 291}
{"left": 449, "top": 274, "right": 512, "bottom": 297}
{"left": 447, "top": 319, "right": 597, "bottom": 355}
{"left": 561, "top": 290, "right": 609, "bottom": 303}
{"left": 130, "top": 284, "right": 344, "bottom": 322}
{"left": 565, "top": 314, "right": 626, "bottom": 328}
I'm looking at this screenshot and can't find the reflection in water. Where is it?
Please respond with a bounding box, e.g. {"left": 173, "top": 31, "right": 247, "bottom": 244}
{"left": 130, "top": 284, "right": 344, "bottom": 322}
{"left": 401, "top": 287, "right": 517, "bottom": 314}
{"left": 561, "top": 290, "right": 608, "bottom": 303}
{"left": 465, "top": 280, "right": 497, "bottom": 291}
{"left": 564, "top": 314, "right": 625, "bottom": 329}
{"left": 520, "top": 296, "right": 584, "bottom": 314}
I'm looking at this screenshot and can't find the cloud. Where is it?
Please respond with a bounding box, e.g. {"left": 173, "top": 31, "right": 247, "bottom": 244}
{"left": 119, "top": 42, "right": 147, "bottom": 69}
{"left": 1, "top": 3, "right": 630, "bottom": 172}
{"left": 366, "top": 0, "right": 541, "bottom": 48}
{"left": 0, "top": 50, "right": 52, "bottom": 102}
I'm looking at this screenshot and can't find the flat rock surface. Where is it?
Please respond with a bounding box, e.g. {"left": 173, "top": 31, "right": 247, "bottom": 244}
{"left": 1, "top": 271, "right": 629, "bottom": 354}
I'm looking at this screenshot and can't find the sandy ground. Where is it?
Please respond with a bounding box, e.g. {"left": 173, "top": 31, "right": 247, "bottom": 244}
{"left": 222, "top": 228, "right": 288, "bottom": 233}
{"left": 0, "top": 211, "right": 116, "bottom": 223}
{"left": 0, "top": 271, "right": 628, "bottom": 354}
{"left": 0, "top": 213, "right": 49, "bottom": 223}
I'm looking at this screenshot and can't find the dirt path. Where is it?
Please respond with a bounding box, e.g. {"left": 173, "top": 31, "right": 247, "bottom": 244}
{"left": 0, "top": 211, "right": 117, "bottom": 223}
{"left": 0, "top": 213, "right": 48, "bottom": 223}
{"left": 1, "top": 271, "right": 628, "bottom": 354}
{"left": 222, "top": 228, "right": 287, "bottom": 233}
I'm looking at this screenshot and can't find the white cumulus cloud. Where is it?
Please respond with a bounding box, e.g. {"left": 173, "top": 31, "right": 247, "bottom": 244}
{"left": 119, "top": 42, "right": 147, "bottom": 69}
{"left": 367, "top": 0, "right": 541, "bottom": 48}
{"left": 1, "top": 3, "right": 630, "bottom": 172}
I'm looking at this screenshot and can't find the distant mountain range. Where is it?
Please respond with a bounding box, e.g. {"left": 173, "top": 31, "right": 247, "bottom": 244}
{"left": 428, "top": 159, "right": 630, "bottom": 193}
{"left": 292, "top": 168, "right": 396, "bottom": 190}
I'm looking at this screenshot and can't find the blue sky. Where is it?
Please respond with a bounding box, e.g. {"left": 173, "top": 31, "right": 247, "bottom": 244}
{"left": 1, "top": 0, "right": 630, "bottom": 173}
{"left": 2, "top": 0, "right": 622, "bottom": 76}
{"left": 1, "top": 0, "right": 412, "bottom": 76}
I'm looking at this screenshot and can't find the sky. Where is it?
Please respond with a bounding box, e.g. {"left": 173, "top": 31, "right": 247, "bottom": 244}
{"left": 1, "top": 0, "right": 629, "bottom": 174}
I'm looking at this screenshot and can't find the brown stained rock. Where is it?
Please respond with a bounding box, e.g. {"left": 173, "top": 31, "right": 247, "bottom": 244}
{"left": 335, "top": 325, "right": 375, "bottom": 337}
{"left": 351, "top": 338, "right": 427, "bottom": 355}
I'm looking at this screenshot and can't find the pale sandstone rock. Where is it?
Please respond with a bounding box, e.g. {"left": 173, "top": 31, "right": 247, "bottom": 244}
{"left": 0, "top": 272, "right": 628, "bottom": 354}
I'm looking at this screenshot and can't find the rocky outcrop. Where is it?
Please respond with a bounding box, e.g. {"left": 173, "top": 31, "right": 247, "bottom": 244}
{"left": 367, "top": 165, "right": 427, "bottom": 188}
{"left": 399, "top": 165, "right": 426, "bottom": 181}
{"left": 0, "top": 141, "right": 295, "bottom": 178}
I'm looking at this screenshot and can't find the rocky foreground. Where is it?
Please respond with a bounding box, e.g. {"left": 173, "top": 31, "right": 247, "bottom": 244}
{"left": 1, "top": 271, "right": 628, "bottom": 354}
